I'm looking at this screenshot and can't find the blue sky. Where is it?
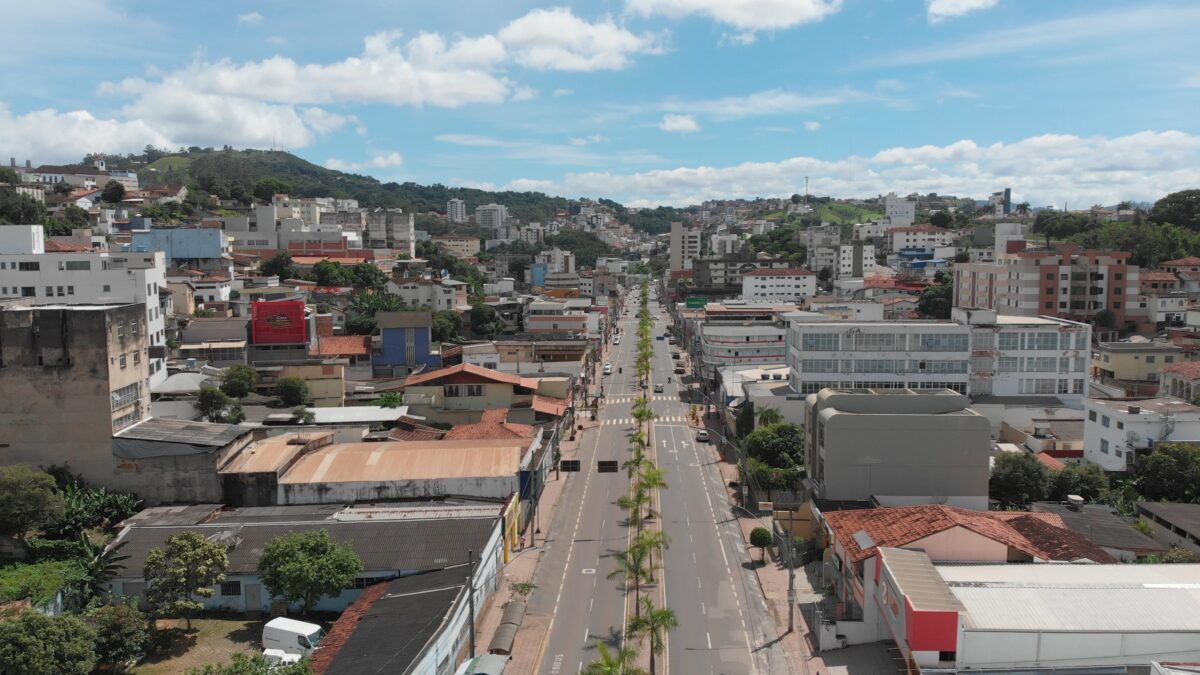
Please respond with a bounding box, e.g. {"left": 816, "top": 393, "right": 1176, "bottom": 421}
{"left": 2, "top": 0, "right": 1199, "bottom": 206}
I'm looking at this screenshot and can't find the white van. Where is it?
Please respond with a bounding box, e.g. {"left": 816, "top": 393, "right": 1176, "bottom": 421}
{"left": 262, "top": 617, "right": 325, "bottom": 657}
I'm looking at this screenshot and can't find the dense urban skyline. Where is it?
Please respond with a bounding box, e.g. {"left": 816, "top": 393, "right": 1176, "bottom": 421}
{"left": 2, "top": 0, "right": 1199, "bottom": 206}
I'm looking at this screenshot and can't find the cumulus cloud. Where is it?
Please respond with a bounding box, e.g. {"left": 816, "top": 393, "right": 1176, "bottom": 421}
{"left": 627, "top": 0, "right": 842, "bottom": 33}
{"left": 493, "top": 130, "right": 1200, "bottom": 207}
{"left": 927, "top": 0, "right": 997, "bottom": 23}
{"left": 498, "top": 7, "right": 663, "bottom": 71}
{"left": 659, "top": 113, "right": 700, "bottom": 132}
{"left": 237, "top": 11, "right": 264, "bottom": 25}
{"left": 0, "top": 103, "right": 172, "bottom": 163}
{"left": 325, "top": 151, "right": 405, "bottom": 173}
{"left": 804, "top": 121, "right": 821, "bottom": 131}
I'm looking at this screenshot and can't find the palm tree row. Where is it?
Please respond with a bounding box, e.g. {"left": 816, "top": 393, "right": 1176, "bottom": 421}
{"left": 590, "top": 281, "right": 678, "bottom": 674}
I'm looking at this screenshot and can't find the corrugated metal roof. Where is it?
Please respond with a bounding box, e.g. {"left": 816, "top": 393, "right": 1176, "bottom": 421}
{"left": 952, "top": 584, "right": 1200, "bottom": 632}
{"left": 279, "top": 439, "right": 528, "bottom": 484}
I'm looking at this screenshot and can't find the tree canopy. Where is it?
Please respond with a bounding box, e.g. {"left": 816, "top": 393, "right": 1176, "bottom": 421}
{"left": 143, "top": 531, "right": 229, "bottom": 629}
{"left": 1136, "top": 442, "right": 1200, "bottom": 503}
{"left": 917, "top": 274, "right": 953, "bottom": 319}
{"left": 989, "top": 452, "right": 1050, "bottom": 508}
{"left": 275, "top": 377, "right": 309, "bottom": 406}
{"left": 1149, "top": 189, "right": 1200, "bottom": 231}
{"left": 220, "top": 365, "right": 259, "bottom": 399}
{"left": 744, "top": 423, "right": 805, "bottom": 470}
{"left": 258, "top": 529, "right": 363, "bottom": 614}
{"left": 0, "top": 611, "right": 97, "bottom": 675}
{"left": 0, "top": 465, "right": 65, "bottom": 538}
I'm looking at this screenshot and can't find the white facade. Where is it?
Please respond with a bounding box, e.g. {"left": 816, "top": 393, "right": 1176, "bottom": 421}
{"left": 1083, "top": 397, "right": 1200, "bottom": 472}
{"left": 883, "top": 192, "right": 915, "bottom": 228}
{"left": 0, "top": 225, "right": 167, "bottom": 387}
{"left": 447, "top": 198, "right": 467, "bottom": 224}
{"left": 853, "top": 222, "right": 884, "bottom": 241}
{"left": 699, "top": 323, "right": 788, "bottom": 381}
{"left": 475, "top": 204, "right": 508, "bottom": 230}
{"left": 887, "top": 226, "right": 954, "bottom": 253}
{"left": 538, "top": 248, "right": 575, "bottom": 274}
{"left": 741, "top": 270, "right": 817, "bottom": 303}
{"left": 387, "top": 279, "right": 458, "bottom": 312}
{"left": 837, "top": 242, "right": 876, "bottom": 278}
{"left": 669, "top": 221, "right": 701, "bottom": 272}
{"left": 710, "top": 234, "right": 742, "bottom": 257}
{"left": 785, "top": 309, "right": 1090, "bottom": 401}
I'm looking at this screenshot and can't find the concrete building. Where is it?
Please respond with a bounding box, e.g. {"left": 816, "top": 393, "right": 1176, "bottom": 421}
{"left": 803, "top": 226, "right": 841, "bottom": 276}
{"left": 1083, "top": 397, "right": 1200, "bottom": 472}
{"left": 954, "top": 246, "right": 1142, "bottom": 325}
{"left": 0, "top": 225, "right": 168, "bottom": 386}
{"left": 669, "top": 221, "right": 701, "bottom": 272}
{"left": 386, "top": 277, "right": 461, "bottom": 313}
{"left": 741, "top": 268, "right": 817, "bottom": 303}
{"left": 837, "top": 241, "right": 876, "bottom": 278}
{"left": 710, "top": 233, "right": 742, "bottom": 256}
{"left": 882, "top": 192, "right": 916, "bottom": 228}
{"left": 130, "top": 228, "right": 231, "bottom": 267}
{"left": 1092, "top": 340, "right": 1187, "bottom": 386}
{"left": 785, "top": 309, "right": 1091, "bottom": 400}
{"left": 1159, "top": 361, "right": 1200, "bottom": 402}
{"left": 1136, "top": 501, "right": 1200, "bottom": 556}
{"left": 537, "top": 247, "right": 575, "bottom": 274}
{"left": 398, "top": 363, "right": 570, "bottom": 426}
{"left": 0, "top": 303, "right": 151, "bottom": 482}
{"left": 885, "top": 225, "right": 954, "bottom": 254}
{"left": 372, "top": 310, "right": 440, "bottom": 377}
{"left": 447, "top": 198, "right": 467, "bottom": 224}
{"left": 525, "top": 299, "right": 586, "bottom": 335}
{"left": 364, "top": 209, "right": 416, "bottom": 257}
{"left": 693, "top": 257, "right": 792, "bottom": 291}
{"left": 805, "top": 389, "right": 992, "bottom": 508}
{"left": 475, "top": 203, "right": 508, "bottom": 230}
{"left": 431, "top": 235, "right": 480, "bottom": 259}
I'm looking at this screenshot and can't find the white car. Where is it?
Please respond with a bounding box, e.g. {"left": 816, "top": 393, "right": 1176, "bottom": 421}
{"left": 603, "top": 363, "right": 612, "bottom": 374}
{"left": 696, "top": 430, "right": 709, "bottom": 442}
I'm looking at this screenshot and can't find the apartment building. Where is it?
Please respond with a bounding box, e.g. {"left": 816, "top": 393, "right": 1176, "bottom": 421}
{"left": 669, "top": 221, "right": 702, "bottom": 272}
{"left": 741, "top": 268, "right": 816, "bottom": 302}
{"left": 1092, "top": 341, "right": 1187, "bottom": 385}
{"left": 954, "top": 245, "right": 1142, "bottom": 325}
{"left": 803, "top": 226, "right": 841, "bottom": 275}
{"left": 475, "top": 204, "right": 508, "bottom": 230}
{"left": 537, "top": 247, "right": 575, "bottom": 274}
{"left": 0, "top": 225, "right": 168, "bottom": 386}
{"left": 710, "top": 233, "right": 742, "bottom": 256}
{"left": 447, "top": 198, "right": 467, "bottom": 224}
{"left": 882, "top": 192, "right": 916, "bottom": 228}
{"left": 696, "top": 302, "right": 801, "bottom": 381}
{"left": 837, "top": 241, "right": 876, "bottom": 278}
{"left": 1083, "top": 397, "right": 1200, "bottom": 472}
{"left": 386, "top": 277, "right": 464, "bottom": 313}
{"left": 364, "top": 209, "right": 416, "bottom": 257}
{"left": 885, "top": 225, "right": 954, "bottom": 253}
{"left": 524, "top": 300, "right": 586, "bottom": 334}
{"left": 431, "top": 235, "right": 480, "bottom": 259}
{"left": 786, "top": 308, "right": 1091, "bottom": 400}
{"left": 693, "top": 257, "right": 792, "bottom": 291}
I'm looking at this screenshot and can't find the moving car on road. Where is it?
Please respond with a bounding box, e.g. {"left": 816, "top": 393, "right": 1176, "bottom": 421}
{"left": 603, "top": 363, "right": 612, "bottom": 375}
{"left": 673, "top": 365, "right": 685, "bottom": 374}
{"left": 654, "top": 383, "right": 664, "bottom": 393}
{"left": 696, "top": 430, "right": 709, "bottom": 442}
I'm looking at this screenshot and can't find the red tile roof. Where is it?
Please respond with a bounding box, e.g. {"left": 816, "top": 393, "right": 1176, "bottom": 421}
{"left": 403, "top": 363, "right": 535, "bottom": 388}
{"left": 825, "top": 504, "right": 1115, "bottom": 563}
{"left": 309, "top": 582, "right": 389, "bottom": 673}
{"left": 387, "top": 416, "right": 446, "bottom": 442}
{"left": 532, "top": 394, "right": 570, "bottom": 417}
{"left": 43, "top": 240, "right": 92, "bottom": 252}
{"left": 1141, "top": 271, "right": 1180, "bottom": 282}
{"left": 310, "top": 335, "right": 371, "bottom": 357}
{"left": 1163, "top": 257, "right": 1200, "bottom": 267}
{"left": 742, "top": 268, "right": 815, "bottom": 277}
{"left": 444, "top": 409, "right": 536, "bottom": 441}
{"left": 1032, "top": 452, "right": 1067, "bottom": 471}
{"left": 1160, "top": 360, "right": 1200, "bottom": 380}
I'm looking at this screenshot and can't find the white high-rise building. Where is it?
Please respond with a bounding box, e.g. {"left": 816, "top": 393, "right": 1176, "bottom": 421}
{"left": 476, "top": 204, "right": 508, "bottom": 231}
{"left": 669, "top": 221, "right": 702, "bottom": 272}
{"left": 0, "top": 225, "right": 169, "bottom": 388}
{"left": 447, "top": 198, "right": 467, "bottom": 224}
{"left": 884, "top": 192, "right": 916, "bottom": 229}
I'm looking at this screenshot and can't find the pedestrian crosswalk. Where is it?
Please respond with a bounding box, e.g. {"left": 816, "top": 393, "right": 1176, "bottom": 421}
{"left": 604, "top": 395, "right": 677, "bottom": 403}
{"left": 601, "top": 416, "right": 689, "bottom": 426}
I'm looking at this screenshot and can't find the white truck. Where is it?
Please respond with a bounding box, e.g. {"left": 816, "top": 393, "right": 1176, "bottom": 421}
{"left": 262, "top": 617, "right": 325, "bottom": 658}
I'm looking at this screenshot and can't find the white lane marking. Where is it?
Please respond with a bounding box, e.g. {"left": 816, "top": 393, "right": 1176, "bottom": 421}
{"left": 707, "top": 632, "right": 712, "bottom": 650}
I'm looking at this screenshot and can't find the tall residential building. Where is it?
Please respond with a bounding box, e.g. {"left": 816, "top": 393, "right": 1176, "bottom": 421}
{"left": 741, "top": 269, "right": 817, "bottom": 303}
{"left": 883, "top": 192, "right": 916, "bottom": 228}
{"left": 0, "top": 225, "right": 168, "bottom": 387}
{"left": 710, "top": 233, "right": 742, "bottom": 256}
{"left": 538, "top": 247, "right": 575, "bottom": 274}
{"left": 0, "top": 302, "right": 151, "bottom": 481}
{"left": 885, "top": 225, "right": 954, "bottom": 254}
{"left": 785, "top": 307, "right": 1091, "bottom": 400}
{"left": 365, "top": 209, "right": 416, "bottom": 257}
{"left": 837, "top": 241, "right": 876, "bottom": 278}
{"left": 668, "top": 221, "right": 702, "bottom": 272}
{"left": 954, "top": 245, "right": 1142, "bottom": 325}
{"left": 447, "top": 198, "right": 467, "bottom": 224}
{"left": 475, "top": 204, "right": 508, "bottom": 231}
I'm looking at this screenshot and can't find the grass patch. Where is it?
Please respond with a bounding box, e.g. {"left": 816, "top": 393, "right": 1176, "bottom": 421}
{"left": 144, "top": 156, "right": 193, "bottom": 174}
{"left": 816, "top": 203, "right": 882, "bottom": 225}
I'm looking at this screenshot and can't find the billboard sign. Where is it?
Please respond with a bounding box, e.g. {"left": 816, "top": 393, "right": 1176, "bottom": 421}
{"left": 686, "top": 296, "right": 706, "bottom": 309}
{"left": 251, "top": 300, "right": 308, "bottom": 345}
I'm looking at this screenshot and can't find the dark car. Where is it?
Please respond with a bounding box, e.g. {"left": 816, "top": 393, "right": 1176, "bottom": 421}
{"left": 673, "top": 366, "right": 685, "bottom": 374}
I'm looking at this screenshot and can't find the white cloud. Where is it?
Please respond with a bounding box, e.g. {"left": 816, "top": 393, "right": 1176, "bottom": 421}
{"left": 627, "top": 0, "right": 842, "bottom": 32}
{"left": 553, "top": 88, "right": 574, "bottom": 97}
{"left": 237, "top": 11, "right": 264, "bottom": 25}
{"left": 368, "top": 151, "right": 404, "bottom": 168}
{"left": 569, "top": 134, "right": 609, "bottom": 146}
{"left": 325, "top": 150, "right": 405, "bottom": 173}
{"left": 866, "top": 5, "right": 1200, "bottom": 67}
{"left": 498, "top": 7, "right": 663, "bottom": 72}
{"left": 512, "top": 86, "right": 538, "bottom": 101}
{"left": 804, "top": 121, "right": 821, "bottom": 131}
{"left": 927, "top": 0, "right": 997, "bottom": 23}
{"left": 659, "top": 113, "right": 700, "bottom": 132}
{"left": 657, "top": 87, "right": 870, "bottom": 120}
{"left": 494, "top": 130, "right": 1200, "bottom": 207}
{"left": 300, "top": 108, "right": 358, "bottom": 134}
{"left": 0, "top": 102, "right": 172, "bottom": 163}
{"left": 267, "top": 35, "right": 286, "bottom": 46}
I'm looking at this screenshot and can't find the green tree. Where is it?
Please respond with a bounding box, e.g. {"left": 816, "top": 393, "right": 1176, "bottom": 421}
{"left": 750, "top": 527, "right": 774, "bottom": 563}
{"left": 0, "top": 611, "right": 97, "bottom": 675}
{"left": 1136, "top": 442, "right": 1200, "bottom": 503}
{"left": 197, "top": 386, "right": 245, "bottom": 423}
{"left": 260, "top": 252, "right": 296, "bottom": 280}
{"left": 88, "top": 601, "right": 150, "bottom": 667}
{"left": 1162, "top": 547, "right": 1200, "bottom": 563}
{"left": 744, "top": 423, "right": 805, "bottom": 469}
{"left": 252, "top": 177, "right": 293, "bottom": 203}
{"left": 469, "top": 303, "right": 501, "bottom": 338}
{"left": 1048, "top": 463, "right": 1109, "bottom": 501}
{"left": 626, "top": 597, "right": 678, "bottom": 675}
{"left": 60, "top": 204, "right": 90, "bottom": 228}
{"left": 1093, "top": 308, "right": 1117, "bottom": 330}
{"left": 755, "top": 407, "right": 784, "bottom": 428}
{"left": 375, "top": 392, "right": 405, "bottom": 408}
{"left": 275, "top": 376, "right": 309, "bottom": 406}
{"left": 73, "top": 537, "right": 130, "bottom": 607}
{"left": 189, "top": 653, "right": 314, "bottom": 675}
{"left": 0, "top": 166, "right": 19, "bottom": 184}
{"left": 0, "top": 465, "right": 65, "bottom": 538}
{"left": 220, "top": 364, "right": 259, "bottom": 398}
{"left": 350, "top": 262, "right": 389, "bottom": 290}
{"left": 143, "top": 531, "right": 229, "bottom": 630}
{"left": 101, "top": 180, "right": 126, "bottom": 204}
{"left": 917, "top": 275, "right": 953, "bottom": 319}
{"left": 929, "top": 211, "right": 953, "bottom": 229}
{"left": 258, "top": 530, "right": 363, "bottom": 614}
{"left": 607, "top": 544, "right": 655, "bottom": 616}
{"left": 1149, "top": 189, "right": 1200, "bottom": 231}
{"left": 584, "top": 641, "right": 646, "bottom": 675}
{"left": 0, "top": 190, "right": 47, "bottom": 224}
{"left": 989, "top": 452, "right": 1050, "bottom": 508}
{"left": 311, "top": 260, "right": 354, "bottom": 287}
{"left": 432, "top": 310, "right": 462, "bottom": 342}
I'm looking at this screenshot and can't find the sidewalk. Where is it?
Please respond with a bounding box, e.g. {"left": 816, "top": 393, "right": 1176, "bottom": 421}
{"left": 472, "top": 415, "right": 601, "bottom": 673}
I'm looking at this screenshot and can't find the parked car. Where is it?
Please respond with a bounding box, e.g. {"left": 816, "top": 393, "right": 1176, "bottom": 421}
{"left": 696, "top": 430, "right": 709, "bottom": 442}
{"left": 673, "top": 366, "right": 685, "bottom": 374}
{"left": 603, "top": 363, "right": 612, "bottom": 375}
{"left": 671, "top": 352, "right": 681, "bottom": 360}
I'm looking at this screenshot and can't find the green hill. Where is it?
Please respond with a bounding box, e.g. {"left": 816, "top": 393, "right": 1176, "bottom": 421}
{"left": 135, "top": 148, "right": 573, "bottom": 223}
{"left": 816, "top": 203, "right": 883, "bottom": 225}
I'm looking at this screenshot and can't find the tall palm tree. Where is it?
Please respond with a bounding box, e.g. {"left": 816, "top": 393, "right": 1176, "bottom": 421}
{"left": 584, "top": 641, "right": 646, "bottom": 675}
{"left": 618, "top": 488, "right": 650, "bottom": 530}
{"left": 634, "top": 529, "right": 670, "bottom": 581}
{"left": 627, "top": 597, "right": 679, "bottom": 675}
{"left": 623, "top": 450, "right": 648, "bottom": 479}
{"left": 756, "top": 407, "right": 784, "bottom": 428}
{"left": 607, "top": 544, "right": 655, "bottom": 615}
{"left": 637, "top": 465, "right": 668, "bottom": 521}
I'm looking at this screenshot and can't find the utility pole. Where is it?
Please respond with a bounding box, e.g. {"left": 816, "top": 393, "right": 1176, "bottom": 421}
{"left": 787, "top": 509, "right": 796, "bottom": 632}
{"left": 466, "top": 549, "right": 477, "bottom": 659}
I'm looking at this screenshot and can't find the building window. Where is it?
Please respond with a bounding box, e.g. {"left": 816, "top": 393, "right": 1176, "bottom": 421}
{"left": 220, "top": 581, "right": 241, "bottom": 596}
{"left": 45, "top": 286, "right": 53, "bottom": 297}
{"left": 1100, "top": 439, "right": 1110, "bottom": 454}
{"left": 103, "top": 285, "right": 111, "bottom": 292}
{"left": 119, "top": 354, "right": 127, "bottom": 369}
{"left": 17, "top": 262, "right": 39, "bottom": 271}
{"left": 65, "top": 260, "right": 90, "bottom": 271}
{"left": 1117, "top": 421, "right": 1124, "bottom": 430}
{"left": 111, "top": 383, "right": 140, "bottom": 410}
{"left": 1146, "top": 355, "right": 1156, "bottom": 364}
{"left": 1089, "top": 410, "right": 1097, "bottom": 422}
{"left": 20, "top": 287, "right": 34, "bottom": 297}
{"left": 1102, "top": 415, "right": 1110, "bottom": 428}
{"left": 67, "top": 286, "right": 74, "bottom": 295}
